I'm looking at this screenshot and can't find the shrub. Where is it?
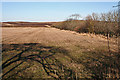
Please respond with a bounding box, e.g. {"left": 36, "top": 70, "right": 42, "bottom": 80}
{"left": 74, "top": 22, "right": 88, "bottom": 33}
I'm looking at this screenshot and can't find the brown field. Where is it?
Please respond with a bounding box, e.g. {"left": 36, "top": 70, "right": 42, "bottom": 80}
{"left": 2, "top": 22, "right": 57, "bottom": 27}
{"left": 2, "top": 25, "right": 119, "bottom": 79}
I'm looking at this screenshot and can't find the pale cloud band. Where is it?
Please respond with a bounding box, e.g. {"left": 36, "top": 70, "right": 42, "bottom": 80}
{"left": 1, "top": 0, "right": 120, "bottom": 2}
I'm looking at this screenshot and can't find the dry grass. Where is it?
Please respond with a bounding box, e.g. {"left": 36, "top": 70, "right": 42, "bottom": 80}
{"left": 2, "top": 22, "right": 56, "bottom": 27}
{"left": 2, "top": 27, "right": 117, "bottom": 51}
{"left": 2, "top": 27, "right": 119, "bottom": 79}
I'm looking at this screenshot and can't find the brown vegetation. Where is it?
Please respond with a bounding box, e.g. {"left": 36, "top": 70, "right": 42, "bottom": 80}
{"left": 1, "top": 10, "right": 119, "bottom": 79}
{"left": 2, "top": 22, "right": 56, "bottom": 27}
{"left": 52, "top": 10, "right": 118, "bottom": 37}
{"left": 2, "top": 27, "right": 119, "bottom": 79}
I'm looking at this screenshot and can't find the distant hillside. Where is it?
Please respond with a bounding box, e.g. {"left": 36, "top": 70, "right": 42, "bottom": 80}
{"left": 2, "top": 22, "right": 57, "bottom": 27}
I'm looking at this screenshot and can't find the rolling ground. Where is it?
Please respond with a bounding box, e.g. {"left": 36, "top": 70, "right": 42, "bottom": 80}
{"left": 2, "top": 26, "right": 119, "bottom": 79}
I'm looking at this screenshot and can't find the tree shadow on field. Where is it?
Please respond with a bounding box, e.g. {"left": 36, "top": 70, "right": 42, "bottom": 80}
{"left": 2, "top": 43, "right": 76, "bottom": 79}
{"left": 77, "top": 50, "right": 120, "bottom": 79}
{"left": 54, "top": 45, "right": 120, "bottom": 79}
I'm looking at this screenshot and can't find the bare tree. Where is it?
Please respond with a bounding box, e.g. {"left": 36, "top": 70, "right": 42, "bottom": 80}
{"left": 113, "top": 10, "right": 118, "bottom": 22}
{"left": 92, "top": 13, "right": 99, "bottom": 21}
{"left": 85, "top": 15, "right": 94, "bottom": 34}
{"left": 68, "top": 14, "right": 81, "bottom": 20}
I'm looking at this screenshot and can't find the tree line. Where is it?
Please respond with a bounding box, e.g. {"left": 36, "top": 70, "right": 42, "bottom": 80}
{"left": 52, "top": 10, "right": 119, "bottom": 37}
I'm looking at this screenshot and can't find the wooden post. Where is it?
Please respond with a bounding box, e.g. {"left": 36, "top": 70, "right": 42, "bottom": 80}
{"left": 107, "top": 33, "right": 110, "bottom": 52}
